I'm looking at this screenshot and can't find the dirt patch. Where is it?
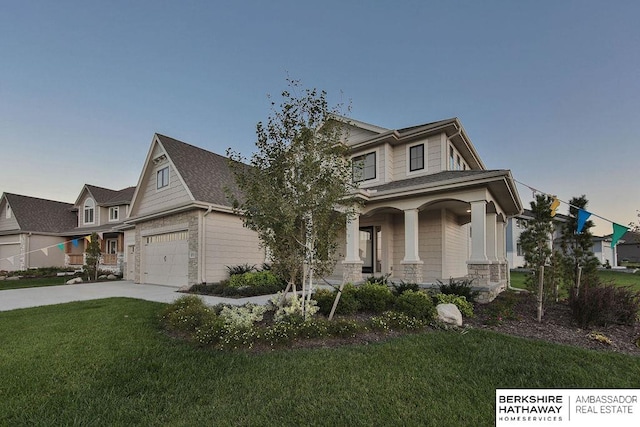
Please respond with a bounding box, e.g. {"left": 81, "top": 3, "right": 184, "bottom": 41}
{"left": 467, "top": 291, "right": 640, "bottom": 357}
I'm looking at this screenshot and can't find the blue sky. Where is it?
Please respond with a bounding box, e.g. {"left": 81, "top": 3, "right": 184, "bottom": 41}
{"left": 1, "top": 1, "right": 638, "bottom": 234}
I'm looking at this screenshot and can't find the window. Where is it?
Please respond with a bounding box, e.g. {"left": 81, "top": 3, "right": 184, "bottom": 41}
{"left": 109, "top": 206, "right": 119, "bottom": 222}
{"left": 449, "top": 146, "right": 455, "bottom": 170}
{"left": 456, "top": 154, "right": 461, "bottom": 170}
{"left": 157, "top": 166, "right": 169, "bottom": 189}
{"left": 516, "top": 243, "right": 524, "bottom": 257}
{"left": 409, "top": 144, "right": 424, "bottom": 172}
{"left": 5, "top": 205, "right": 10, "bottom": 219}
{"left": 83, "top": 198, "right": 95, "bottom": 224}
{"left": 352, "top": 152, "right": 376, "bottom": 182}
{"left": 106, "top": 239, "right": 118, "bottom": 254}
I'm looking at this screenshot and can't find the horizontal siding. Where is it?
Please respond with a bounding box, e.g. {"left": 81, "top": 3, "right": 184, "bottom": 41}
{"left": 344, "top": 126, "right": 380, "bottom": 146}
{"left": 418, "top": 210, "right": 442, "bottom": 282}
{"left": 0, "top": 203, "right": 19, "bottom": 232}
{"left": 428, "top": 137, "right": 442, "bottom": 172}
{"left": 136, "top": 158, "right": 192, "bottom": 217}
{"left": 204, "top": 212, "right": 265, "bottom": 283}
{"left": 28, "top": 235, "right": 66, "bottom": 268}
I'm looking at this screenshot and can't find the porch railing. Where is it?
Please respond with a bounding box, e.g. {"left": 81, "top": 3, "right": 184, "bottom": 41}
{"left": 67, "top": 254, "right": 84, "bottom": 265}
{"left": 102, "top": 254, "right": 117, "bottom": 265}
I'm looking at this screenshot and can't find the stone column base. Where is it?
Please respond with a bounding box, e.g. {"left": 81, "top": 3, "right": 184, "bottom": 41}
{"left": 400, "top": 261, "right": 424, "bottom": 284}
{"left": 467, "top": 261, "right": 491, "bottom": 286}
{"left": 342, "top": 261, "right": 363, "bottom": 284}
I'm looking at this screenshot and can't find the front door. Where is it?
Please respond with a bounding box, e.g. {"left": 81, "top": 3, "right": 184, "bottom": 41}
{"left": 360, "top": 227, "right": 374, "bottom": 274}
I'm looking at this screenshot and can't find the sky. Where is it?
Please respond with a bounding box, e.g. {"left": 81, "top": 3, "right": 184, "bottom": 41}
{"left": 1, "top": 0, "right": 638, "bottom": 235}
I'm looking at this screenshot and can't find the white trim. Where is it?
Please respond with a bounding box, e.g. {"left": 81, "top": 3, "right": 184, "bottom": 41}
{"left": 406, "top": 142, "right": 426, "bottom": 176}
{"left": 83, "top": 198, "right": 95, "bottom": 225}
{"left": 156, "top": 166, "right": 170, "bottom": 191}
{"left": 108, "top": 206, "right": 119, "bottom": 222}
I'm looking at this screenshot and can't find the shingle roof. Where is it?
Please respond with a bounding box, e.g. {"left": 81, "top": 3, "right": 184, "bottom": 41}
{"left": 396, "top": 118, "right": 458, "bottom": 135}
{"left": 368, "top": 170, "right": 503, "bottom": 193}
{"left": 3, "top": 193, "right": 76, "bottom": 233}
{"left": 85, "top": 185, "right": 135, "bottom": 206}
{"left": 156, "top": 134, "right": 244, "bottom": 207}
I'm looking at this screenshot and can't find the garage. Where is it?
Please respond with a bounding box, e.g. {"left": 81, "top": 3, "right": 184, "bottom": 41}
{"left": 142, "top": 230, "right": 189, "bottom": 287}
{"left": 0, "top": 242, "right": 20, "bottom": 271}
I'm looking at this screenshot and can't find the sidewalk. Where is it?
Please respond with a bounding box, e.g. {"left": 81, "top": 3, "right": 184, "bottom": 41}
{"left": 0, "top": 281, "right": 275, "bottom": 312}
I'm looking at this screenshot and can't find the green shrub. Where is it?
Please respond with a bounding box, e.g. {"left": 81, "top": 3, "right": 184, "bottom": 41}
{"left": 569, "top": 281, "right": 640, "bottom": 327}
{"left": 438, "top": 278, "right": 479, "bottom": 302}
{"left": 225, "top": 271, "right": 286, "bottom": 296}
{"left": 226, "top": 264, "right": 257, "bottom": 276}
{"left": 162, "top": 295, "right": 217, "bottom": 333}
{"left": 356, "top": 282, "right": 395, "bottom": 313}
{"left": 193, "top": 316, "right": 226, "bottom": 346}
{"left": 313, "top": 288, "right": 336, "bottom": 316}
{"left": 391, "top": 281, "right": 420, "bottom": 296}
{"left": 365, "top": 274, "right": 391, "bottom": 285}
{"left": 434, "top": 294, "right": 474, "bottom": 317}
{"left": 394, "top": 290, "right": 436, "bottom": 321}
{"left": 370, "top": 311, "right": 428, "bottom": 331}
{"left": 219, "top": 304, "right": 267, "bottom": 330}
{"left": 322, "top": 284, "right": 360, "bottom": 315}
{"left": 484, "top": 291, "right": 520, "bottom": 326}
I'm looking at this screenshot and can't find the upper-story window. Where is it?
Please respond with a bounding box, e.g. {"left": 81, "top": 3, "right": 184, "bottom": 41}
{"left": 352, "top": 152, "right": 376, "bottom": 182}
{"left": 5, "top": 205, "right": 11, "bottom": 219}
{"left": 83, "top": 198, "right": 95, "bottom": 224}
{"left": 109, "top": 206, "right": 119, "bottom": 222}
{"left": 157, "top": 166, "right": 169, "bottom": 189}
{"left": 449, "top": 146, "right": 455, "bottom": 170}
{"left": 409, "top": 144, "right": 425, "bottom": 172}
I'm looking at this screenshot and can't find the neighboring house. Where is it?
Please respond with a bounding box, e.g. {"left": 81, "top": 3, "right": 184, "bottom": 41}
{"left": 591, "top": 236, "right": 615, "bottom": 267}
{"left": 59, "top": 185, "right": 135, "bottom": 274}
{"left": 329, "top": 117, "right": 523, "bottom": 302}
{"left": 614, "top": 231, "right": 640, "bottom": 264}
{"left": 123, "top": 134, "right": 266, "bottom": 286}
{"left": 0, "top": 193, "right": 76, "bottom": 271}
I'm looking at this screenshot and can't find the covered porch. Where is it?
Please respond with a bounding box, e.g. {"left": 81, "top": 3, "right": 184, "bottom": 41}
{"left": 63, "top": 232, "right": 125, "bottom": 274}
{"left": 334, "top": 172, "right": 522, "bottom": 302}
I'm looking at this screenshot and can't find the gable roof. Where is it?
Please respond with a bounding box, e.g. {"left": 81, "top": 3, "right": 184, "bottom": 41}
{"left": 2, "top": 193, "right": 76, "bottom": 233}
{"left": 155, "top": 134, "right": 244, "bottom": 207}
{"left": 74, "top": 184, "right": 135, "bottom": 208}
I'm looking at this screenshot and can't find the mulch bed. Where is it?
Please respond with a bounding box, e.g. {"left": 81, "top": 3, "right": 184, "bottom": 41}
{"left": 466, "top": 291, "right": 640, "bottom": 357}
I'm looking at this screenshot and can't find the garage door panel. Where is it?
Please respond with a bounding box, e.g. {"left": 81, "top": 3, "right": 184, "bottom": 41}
{"left": 142, "top": 235, "right": 188, "bottom": 287}
{"left": 0, "top": 244, "right": 20, "bottom": 271}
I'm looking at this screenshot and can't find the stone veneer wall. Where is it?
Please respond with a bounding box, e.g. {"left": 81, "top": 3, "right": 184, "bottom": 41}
{"left": 134, "top": 210, "right": 200, "bottom": 284}
{"left": 467, "top": 261, "right": 508, "bottom": 303}
{"left": 342, "top": 262, "right": 363, "bottom": 283}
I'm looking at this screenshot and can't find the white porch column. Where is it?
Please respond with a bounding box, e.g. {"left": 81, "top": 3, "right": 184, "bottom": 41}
{"left": 497, "top": 220, "right": 506, "bottom": 261}
{"left": 401, "top": 209, "right": 423, "bottom": 283}
{"left": 486, "top": 212, "right": 498, "bottom": 262}
{"left": 344, "top": 213, "right": 361, "bottom": 263}
{"left": 402, "top": 209, "right": 421, "bottom": 263}
{"left": 342, "top": 212, "right": 363, "bottom": 283}
{"left": 469, "top": 201, "right": 487, "bottom": 262}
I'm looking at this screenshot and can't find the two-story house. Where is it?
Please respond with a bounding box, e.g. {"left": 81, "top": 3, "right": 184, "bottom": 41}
{"left": 331, "top": 117, "right": 523, "bottom": 301}
{"left": 124, "top": 118, "right": 523, "bottom": 302}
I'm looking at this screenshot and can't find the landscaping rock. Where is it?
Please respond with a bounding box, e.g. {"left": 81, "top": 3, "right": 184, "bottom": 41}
{"left": 437, "top": 303, "right": 462, "bottom": 326}
{"left": 0, "top": 276, "right": 5, "bottom": 281}
{"left": 98, "top": 275, "right": 108, "bottom": 280}
{"left": 66, "top": 277, "right": 83, "bottom": 285}
{"left": 107, "top": 274, "right": 117, "bottom": 280}
{"left": 6, "top": 276, "right": 20, "bottom": 281}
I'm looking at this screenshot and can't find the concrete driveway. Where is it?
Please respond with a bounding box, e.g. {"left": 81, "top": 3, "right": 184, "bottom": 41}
{"left": 0, "top": 281, "right": 275, "bottom": 312}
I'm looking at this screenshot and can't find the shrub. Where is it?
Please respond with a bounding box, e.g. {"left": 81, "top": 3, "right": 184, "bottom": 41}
{"left": 219, "top": 304, "right": 267, "bottom": 330}
{"left": 569, "top": 281, "right": 640, "bottom": 327}
{"left": 438, "top": 278, "right": 479, "bottom": 302}
{"left": 394, "top": 290, "right": 436, "bottom": 321}
{"left": 225, "top": 271, "right": 286, "bottom": 296}
{"left": 434, "top": 294, "right": 474, "bottom": 317}
{"left": 484, "top": 291, "right": 520, "bottom": 326}
{"left": 194, "top": 316, "right": 226, "bottom": 346}
{"left": 226, "top": 264, "right": 257, "bottom": 276}
{"left": 317, "top": 283, "right": 360, "bottom": 315}
{"left": 365, "top": 274, "right": 391, "bottom": 285}
{"left": 162, "top": 295, "right": 216, "bottom": 333}
{"left": 391, "top": 281, "right": 420, "bottom": 296}
{"left": 370, "top": 311, "right": 427, "bottom": 332}
{"left": 356, "top": 282, "right": 395, "bottom": 313}
{"left": 272, "top": 293, "right": 319, "bottom": 322}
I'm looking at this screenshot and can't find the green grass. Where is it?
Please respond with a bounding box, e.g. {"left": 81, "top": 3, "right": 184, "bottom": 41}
{"left": 1, "top": 298, "right": 638, "bottom": 426}
{"left": 510, "top": 269, "right": 640, "bottom": 292}
{"left": 0, "top": 276, "right": 71, "bottom": 290}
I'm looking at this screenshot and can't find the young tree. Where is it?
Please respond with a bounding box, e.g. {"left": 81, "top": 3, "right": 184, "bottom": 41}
{"left": 84, "top": 232, "right": 101, "bottom": 281}
{"left": 518, "top": 194, "right": 561, "bottom": 304}
{"left": 558, "top": 195, "right": 600, "bottom": 292}
{"left": 227, "top": 80, "right": 358, "bottom": 317}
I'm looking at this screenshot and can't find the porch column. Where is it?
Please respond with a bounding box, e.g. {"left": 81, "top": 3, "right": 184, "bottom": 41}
{"left": 469, "top": 201, "right": 487, "bottom": 262}
{"left": 486, "top": 212, "right": 498, "bottom": 262}
{"left": 401, "top": 209, "right": 423, "bottom": 283}
{"left": 497, "top": 220, "right": 508, "bottom": 284}
{"left": 342, "top": 212, "right": 363, "bottom": 283}
{"left": 467, "top": 201, "right": 490, "bottom": 286}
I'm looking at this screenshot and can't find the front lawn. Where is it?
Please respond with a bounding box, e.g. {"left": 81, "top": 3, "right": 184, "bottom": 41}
{"left": 0, "top": 276, "right": 71, "bottom": 290}
{"left": 510, "top": 269, "right": 640, "bottom": 292}
{"left": 0, "top": 298, "right": 638, "bottom": 426}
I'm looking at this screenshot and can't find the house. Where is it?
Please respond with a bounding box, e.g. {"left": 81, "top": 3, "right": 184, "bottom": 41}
{"left": 0, "top": 193, "right": 76, "bottom": 271}
{"left": 327, "top": 118, "right": 523, "bottom": 301}
{"left": 615, "top": 230, "right": 640, "bottom": 264}
{"left": 59, "top": 184, "right": 135, "bottom": 273}
{"left": 123, "top": 134, "right": 266, "bottom": 286}
{"left": 0, "top": 185, "right": 134, "bottom": 273}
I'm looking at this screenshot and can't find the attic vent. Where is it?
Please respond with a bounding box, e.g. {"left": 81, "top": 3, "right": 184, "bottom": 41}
{"left": 153, "top": 154, "right": 167, "bottom": 164}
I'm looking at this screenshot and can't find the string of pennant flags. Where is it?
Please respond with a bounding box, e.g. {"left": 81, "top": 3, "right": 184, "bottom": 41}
{"left": 514, "top": 179, "right": 630, "bottom": 249}
{"left": 0, "top": 234, "right": 97, "bottom": 265}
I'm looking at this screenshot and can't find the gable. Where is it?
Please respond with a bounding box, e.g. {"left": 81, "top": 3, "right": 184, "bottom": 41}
{"left": 0, "top": 197, "right": 19, "bottom": 232}
{"left": 128, "top": 137, "right": 193, "bottom": 218}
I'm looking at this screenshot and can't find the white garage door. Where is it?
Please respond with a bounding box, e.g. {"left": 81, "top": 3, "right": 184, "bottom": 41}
{"left": 0, "top": 244, "right": 20, "bottom": 271}
{"left": 142, "top": 231, "right": 189, "bottom": 287}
